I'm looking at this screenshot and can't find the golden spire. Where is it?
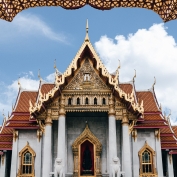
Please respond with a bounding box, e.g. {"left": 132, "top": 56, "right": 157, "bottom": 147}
{"left": 38, "top": 69, "right": 42, "bottom": 81}
{"left": 152, "top": 76, "right": 156, "bottom": 89}
{"left": 133, "top": 69, "right": 136, "bottom": 83}
{"left": 18, "top": 77, "right": 21, "bottom": 89}
{"left": 85, "top": 19, "right": 89, "bottom": 42}
{"left": 115, "top": 59, "right": 121, "bottom": 79}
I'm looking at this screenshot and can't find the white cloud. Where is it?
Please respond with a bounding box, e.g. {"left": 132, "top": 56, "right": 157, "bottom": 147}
{"left": 95, "top": 23, "right": 177, "bottom": 124}
{"left": 0, "top": 13, "right": 67, "bottom": 43}
{"left": 45, "top": 73, "right": 55, "bottom": 83}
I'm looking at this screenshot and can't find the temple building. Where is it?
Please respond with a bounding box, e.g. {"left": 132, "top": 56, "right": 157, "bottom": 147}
{"left": 0, "top": 23, "right": 177, "bottom": 177}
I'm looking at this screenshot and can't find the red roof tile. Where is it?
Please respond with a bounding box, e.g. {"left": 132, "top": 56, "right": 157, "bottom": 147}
{"left": 136, "top": 91, "right": 159, "bottom": 112}
{"left": 15, "top": 91, "right": 38, "bottom": 112}
{"left": 41, "top": 84, "right": 54, "bottom": 95}
{"left": 119, "top": 84, "right": 133, "bottom": 95}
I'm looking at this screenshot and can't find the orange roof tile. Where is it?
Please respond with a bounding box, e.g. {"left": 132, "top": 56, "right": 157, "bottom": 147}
{"left": 15, "top": 91, "right": 38, "bottom": 112}
{"left": 41, "top": 84, "right": 54, "bottom": 95}
{"left": 9, "top": 115, "right": 30, "bottom": 121}
{"left": 161, "top": 127, "right": 173, "bottom": 134}
{"left": 144, "top": 114, "right": 164, "bottom": 121}
{"left": 136, "top": 91, "right": 159, "bottom": 112}
{"left": 7, "top": 123, "right": 38, "bottom": 127}
{"left": 119, "top": 84, "right": 133, "bottom": 95}
{"left": 161, "top": 136, "right": 176, "bottom": 142}
{"left": 172, "top": 126, "right": 177, "bottom": 137}
{"left": 161, "top": 143, "right": 177, "bottom": 149}
{"left": 0, "top": 144, "right": 12, "bottom": 149}
{"left": 0, "top": 136, "right": 13, "bottom": 142}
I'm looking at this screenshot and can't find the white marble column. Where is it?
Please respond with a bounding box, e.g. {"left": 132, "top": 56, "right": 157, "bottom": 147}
{"left": 122, "top": 114, "right": 132, "bottom": 177}
{"left": 10, "top": 131, "right": 18, "bottom": 177}
{"left": 57, "top": 95, "right": 66, "bottom": 175}
{"left": 167, "top": 153, "right": 174, "bottom": 177}
{"left": 108, "top": 95, "right": 117, "bottom": 176}
{"left": 42, "top": 110, "right": 52, "bottom": 177}
{"left": 0, "top": 152, "right": 6, "bottom": 177}
{"left": 155, "top": 133, "right": 163, "bottom": 177}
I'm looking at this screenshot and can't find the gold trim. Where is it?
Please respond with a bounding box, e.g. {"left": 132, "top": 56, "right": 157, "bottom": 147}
{"left": 155, "top": 129, "right": 160, "bottom": 141}
{"left": 13, "top": 130, "right": 18, "bottom": 142}
{"left": 17, "top": 142, "right": 36, "bottom": 177}
{"left": 37, "top": 130, "right": 42, "bottom": 142}
{"left": 138, "top": 141, "right": 157, "bottom": 177}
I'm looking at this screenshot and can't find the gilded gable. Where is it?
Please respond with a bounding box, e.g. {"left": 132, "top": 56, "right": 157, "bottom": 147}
{"left": 64, "top": 58, "right": 110, "bottom": 90}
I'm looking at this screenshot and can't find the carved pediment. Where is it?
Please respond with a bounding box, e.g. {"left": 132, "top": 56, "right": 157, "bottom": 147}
{"left": 72, "top": 124, "right": 102, "bottom": 154}
{"left": 64, "top": 58, "right": 110, "bottom": 90}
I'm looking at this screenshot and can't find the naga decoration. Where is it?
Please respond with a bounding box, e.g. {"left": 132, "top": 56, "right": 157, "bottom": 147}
{"left": 0, "top": 0, "right": 177, "bottom": 22}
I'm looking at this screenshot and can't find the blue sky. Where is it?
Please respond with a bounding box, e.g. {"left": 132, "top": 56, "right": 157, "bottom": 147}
{"left": 0, "top": 6, "right": 177, "bottom": 124}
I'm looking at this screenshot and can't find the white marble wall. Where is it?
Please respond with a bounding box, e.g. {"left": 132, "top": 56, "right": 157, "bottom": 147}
{"left": 13, "top": 130, "right": 42, "bottom": 177}
{"left": 132, "top": 129, "right": 163, "bottom": 177}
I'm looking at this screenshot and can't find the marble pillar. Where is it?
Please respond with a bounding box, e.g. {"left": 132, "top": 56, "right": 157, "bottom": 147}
{"left": 167, "top": 154, "right": 174, "bottom": 177}
{"left": 155, "top": 134, "right": 163, "bottom": 177}
{"left": 122, "top": 114, "right": 132, "bottom": 177}
{"left": 57, "top": 95, "right": 66, "bottom": 175}
{"left": 108, "top": 95, "right": 117, "bottom": 176}
{"left": 42, "top": 110, "right": 52, "bottom": 177}
{"left": 10, "top": 131, "right": 18, "bottom": 177}
{"left": 0, "top": 152, "right": 6, "bottom": 177}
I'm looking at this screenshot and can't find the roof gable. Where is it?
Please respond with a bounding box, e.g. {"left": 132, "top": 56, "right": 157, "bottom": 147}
{"left": 64, "top": 58, "right": 110, "bottom": 90}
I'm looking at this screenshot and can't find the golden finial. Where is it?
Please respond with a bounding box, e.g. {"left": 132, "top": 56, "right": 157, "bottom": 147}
{"left": 54, "top": 59, "right": 57, "bottom": 70}
{"left": 133, "top": 69, "right": 136, "bottom": 83}
{"left": 167, "top": 109, "right": 171, "bottom": 119}
{"left": 38, "top": 69, "right": 42, "bottom": 81}
{"left": 18, "top": 77, "right": 21, "bottom": 89}
{"left": 115, "top": 59, "right": 121, "bottom": 79}
{"left": 159, "top": 103, "right": 162, "bottom": 111}
{"left": 86, "top": 19, "right": 89, "bottom": 33}
{"left": 85, "top": 19, "right": 89, "bottom": 42}
{"left": 152, "top": 77, "right": 156, "bottom": 89}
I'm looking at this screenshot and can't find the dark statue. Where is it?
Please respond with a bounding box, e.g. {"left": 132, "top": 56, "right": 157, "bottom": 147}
{"left": 82, "top": 146, "right": 92, "bottom": 170}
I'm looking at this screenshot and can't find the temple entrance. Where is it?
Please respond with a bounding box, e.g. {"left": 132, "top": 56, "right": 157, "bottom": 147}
{"left": 72, "top": 123, "right": 102, "bottom": 177}
{"left": 80, "top": 140, "right": 94, "bottom": 176}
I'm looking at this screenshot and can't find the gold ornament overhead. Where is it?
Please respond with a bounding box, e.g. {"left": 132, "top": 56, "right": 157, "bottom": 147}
{"left": 0, "top": 0, "right": 176, "bottom": 22}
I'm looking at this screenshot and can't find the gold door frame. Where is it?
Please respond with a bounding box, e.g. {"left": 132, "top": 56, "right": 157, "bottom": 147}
{"left": 72, "top": 124, "right": 102, "bottom": 177}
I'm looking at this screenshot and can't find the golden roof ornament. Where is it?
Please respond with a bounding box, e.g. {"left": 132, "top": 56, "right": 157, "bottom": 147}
{"left": 38, "top": 69, "right": 42, "bottom": 81}
{"left": 152, "top": 76, "right": 156, "bottom": 89}
{"left": 18, "top": 77, "right": 21, "bottom": 89}
{"left": 85, "top": 19, "right": 89, "bottom": 42}
{"left": 115, "top": 59, "right": 121, "bottom": 81}
{"left": 133, "top": 69, "right": 136, "bottom": 83}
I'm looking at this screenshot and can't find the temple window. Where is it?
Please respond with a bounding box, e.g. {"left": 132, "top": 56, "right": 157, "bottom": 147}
{"left": 68, "top": 98, "right": 72, "bottom": 105}
{"left": 102, "top": 98, "right": 106, "bottom": 105}
{"left": 18, "top": 142, "right": 35, "bottom": 177}
{"left": 84, "top": 73, "right": 90, "bottom": 81}
{"left": 22, "top": 152, "right": 32, "bottom": 174}
{"left": 77, "top": 97, "right": 80, "bottom": 105}
{"left": 94, "top": 97, "right": 97, "bottom": 105}
{"left": 85, "top": 97, "right": 89, "bottom": 105}
{"left": 139, "top": 142, "right": 156, "bottom": 176}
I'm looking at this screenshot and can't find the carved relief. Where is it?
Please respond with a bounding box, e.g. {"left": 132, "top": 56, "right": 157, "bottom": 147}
{"left": 65, "top": 58, "right": 109, "bottom": 90}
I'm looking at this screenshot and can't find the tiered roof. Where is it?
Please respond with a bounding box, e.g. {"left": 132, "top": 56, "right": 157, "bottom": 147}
{"left": 0, "top": 27, "right": 176, "bottom": 152}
